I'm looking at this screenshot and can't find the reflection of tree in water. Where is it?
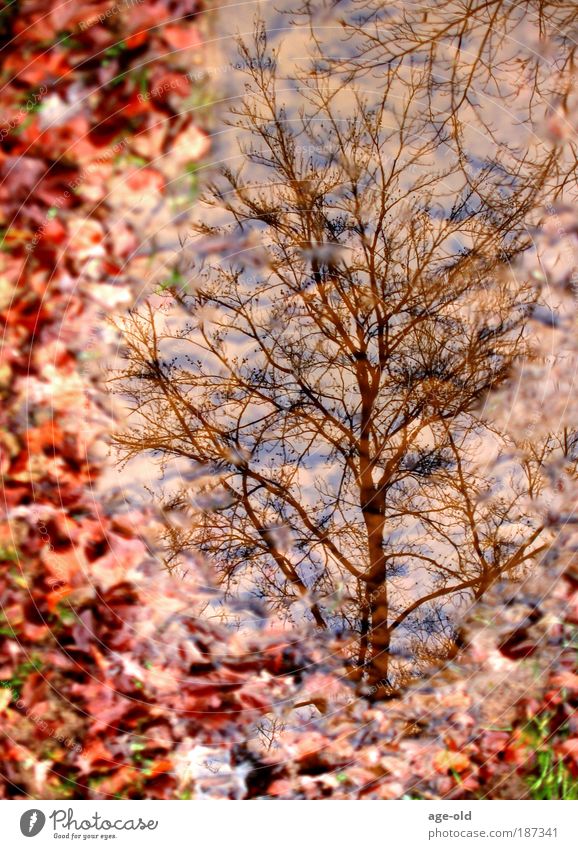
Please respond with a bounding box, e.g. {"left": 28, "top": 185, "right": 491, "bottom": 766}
{"left": 110, "top": 2, "right": 578, "bottom": 696}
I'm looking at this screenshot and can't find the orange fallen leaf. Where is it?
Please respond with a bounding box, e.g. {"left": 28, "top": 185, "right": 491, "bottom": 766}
{"left": 551, "top": 671, "right": 578, "bottom": 692}
{"left": 558, "top": 738, "right": 578, "bottom": 764}
{"left": 162, "top": 25, "right": 202, "bottom": 52}
{"left": 433, "top": 749, "right": 470, "bottom": 774}
{"left": 0, "top": 687, "right": 13, "bottom": 713}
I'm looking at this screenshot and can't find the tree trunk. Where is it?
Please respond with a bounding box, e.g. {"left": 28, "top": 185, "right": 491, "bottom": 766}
{"left": 365, "top": 578, "right": 392, "bottom": 698}
{"left": 361, "top": 483, "right": 391, "bottom": 697}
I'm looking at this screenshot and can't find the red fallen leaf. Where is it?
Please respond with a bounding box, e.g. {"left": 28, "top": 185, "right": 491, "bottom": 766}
{"left": 557, "top": 738, "right": 578, "bottom": 765}
{"left": 565, "top": 592, "right": 578, "bottom": 625}
{"left": 72, "top": 610, "right": 95, "bottom": 653}
{"left": 456, "top": 774, "right": 480, "bottom": 793}
{"left": 551, "top": 671, "right": 578, "bottom": 693}
{"left": 150, "top": 73, "right": 191, "bottom": 100}
{"left": 520, "top": 697, "right": 543, "bottom": 719}
{"left": 42, "top": 651, "right": 77, "bottom": 672}
{"left": 162, "top": 25, "right": 202, "bottom": 52}
{"left": 3, "top": 51, "right": 71, "bottom": 86}
{"left": 2, "top": 298, "right": 52, "bottom": 332}
{"left": 373, "top": 780, "right": 406, "bottom": 800}
{"left": 21, "top": 621, "right": 50, "bottom": 641}
{"left": 498, "top": 628, "right": 538, "bottom": 660}
{"left": 478, "top": 730, "right": 510, "bottom": 756}
{"left": 0, "top": 447, "right": 11, "bottom": 477}
{"left": 35, "top": 117, "right": 92, "bottom": 162}
{"left": 2, "top": 742, "right": 34, "bottom": 764}
{"left": 0, "top": 157, "right": 45, "bottom": 197}
{"left": 39, "top": 219, "right": 68, "bottom": 246}
{"left": 238, "top": 692, "right": 270, "bottom": 711}
{"left": 0, "top": 254, "right": 25, "bottom": 286}
{"left": 87, "top": 534, "right": 145, "bottom": 591}
{"left": 42, "top": 543, "right": 86, "bottom": 584}
{"left": 93, "top": 766, "right": 141, "bottom": 798}
{"left": 73, "top": 688, "right": 130, "bottom": 732}
{"left": 115, "top": 90, "right": 153, "bottom": 119}
{"left": 20, "top": 673, "right": 48, "bottom": 705}
{"left": 125, "top": 30, "right": 149, "bottom": 49}
{"left": 77, "top": 738, "right": 117, "bottom": 775}
{"left": 543, "top": 689, "right": 564, "bottom": 708}
{"left": 344, "top": 766, "right": 381, "bottom": 786}
{"left": 125, "top": 168, "right": 165, "bottom": 194}
{"left": 35, "top": 176, "right": 77, "bottom": 211}
{"left": 272, "top": 731, "right": 336, "bottom": 764}
{"left": 502, "top": 738, "right": 529, "bottom": 765}
{"left": 47, "top": 585, "right": 74, "bottom": 612}
{"left": 267, "top": 779, "right": 293, "bottom": 797}
{"left": 1, "top": 484, "right": 30, "bottom": 507}
{"left": 149, "top": 759, "right": 173, "bottom": 777}
{"left": 50, "top": 2, "right": 112, "bottom": 32}
{"left": 124, "top": 0, "right": 172, "bottom": 32}
{"left": 89, "top": 645, "right": 111, "bottom": 673}
{"left": 25, "top": 422, "right": 63, "bottom": 454}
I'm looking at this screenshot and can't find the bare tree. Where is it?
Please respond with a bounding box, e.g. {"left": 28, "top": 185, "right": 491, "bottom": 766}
{"left": 110, "top": 15, "right": 573, "bottom": 693}
{"left": 300, "top": 0, "right": 578, "bottom": 153}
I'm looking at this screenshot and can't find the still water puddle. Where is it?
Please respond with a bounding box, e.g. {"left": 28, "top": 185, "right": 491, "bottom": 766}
{"left": 106, "top": 1, "right": 578, "bottom": 689}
